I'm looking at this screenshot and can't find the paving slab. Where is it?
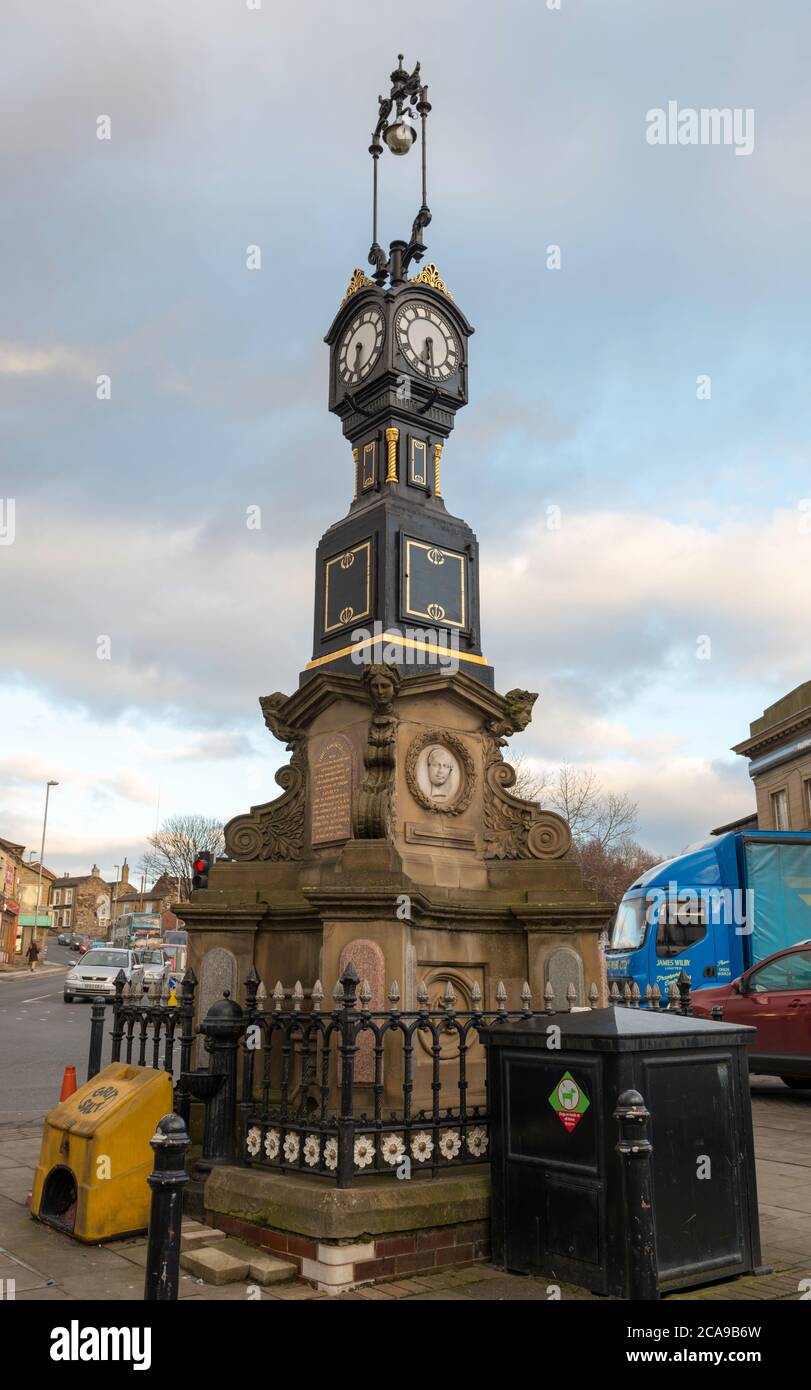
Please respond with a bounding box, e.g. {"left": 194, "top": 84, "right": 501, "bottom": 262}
{"left": 180, "top": 1246, "right": 250, "bottom": 1286}
{"left": 180, "top": 1222, "right": 228, "bottom": 1252}
{"left": 245, "top": 1250, "right": 297, "bottom": 1286}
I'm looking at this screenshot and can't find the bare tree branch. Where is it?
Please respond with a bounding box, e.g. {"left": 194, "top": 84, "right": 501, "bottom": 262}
{"left": 138, "top": 813, "right": 224, "bottom": 901}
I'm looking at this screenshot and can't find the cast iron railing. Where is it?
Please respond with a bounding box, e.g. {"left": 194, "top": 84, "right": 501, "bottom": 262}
{"left": 87, "top": 969, "right": 198, "bottom": 1125}
{"left": 87, "top": 961, "right": 693, "bottom": 1189}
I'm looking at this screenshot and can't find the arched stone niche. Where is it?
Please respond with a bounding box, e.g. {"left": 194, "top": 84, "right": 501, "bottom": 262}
{"left": 544, "top": 947, "right": 585, "bottom": 1008}
{"left": 197, "top": 947, "right": 237, "bottom": 1062}
{"left": 339, "top": 938, "right": 385, "bottom": 1083}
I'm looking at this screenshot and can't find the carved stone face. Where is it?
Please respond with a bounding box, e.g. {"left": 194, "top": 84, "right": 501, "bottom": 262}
{"left": 426, "top": 746, "right": 453, "bottom": 788}
{"left": 369, "top": 673, "right": 395, "bottom": 706}
{"left": 416, "top": 744, "right": 460, "bottom": 803}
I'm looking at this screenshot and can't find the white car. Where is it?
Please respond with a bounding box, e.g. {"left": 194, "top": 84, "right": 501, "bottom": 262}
{"left": 63, "top": 947, "right": 145, "bottom": 1003}
{"left": 134, "top": 947, "right": 173, "bottom": 991}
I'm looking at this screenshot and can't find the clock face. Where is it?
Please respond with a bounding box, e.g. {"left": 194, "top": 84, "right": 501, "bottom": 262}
{"left": 337, "top": 305, "right": 385, "bottom": 385}
{"left": 395, "top": 302, "right": 461, "bottom": 381}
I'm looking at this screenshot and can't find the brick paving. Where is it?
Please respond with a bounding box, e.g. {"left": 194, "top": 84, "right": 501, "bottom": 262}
{"left": 0, "top": 1074, "right": 808, "bottom": 1301}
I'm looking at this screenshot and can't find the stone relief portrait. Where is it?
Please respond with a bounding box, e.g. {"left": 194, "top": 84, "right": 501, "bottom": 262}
{"left": 416, "top": 743, "right": 461, "bottom": 806}
{"left": 405, "top": 729, "right": 475, "bottom": 815}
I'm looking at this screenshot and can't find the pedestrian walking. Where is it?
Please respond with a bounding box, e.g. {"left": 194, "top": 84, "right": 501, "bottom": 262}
{"left": 26, "top": 939, "right": 40, "bottom": 972}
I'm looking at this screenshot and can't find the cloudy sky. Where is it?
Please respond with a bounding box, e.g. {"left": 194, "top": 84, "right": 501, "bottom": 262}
{"left": 2, "top": 0, "right": 810, "bottom": 880}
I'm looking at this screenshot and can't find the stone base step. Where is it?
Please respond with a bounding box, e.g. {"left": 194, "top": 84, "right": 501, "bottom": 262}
{"left": 181, "top": 1221, "right": 228, "bottom": 1252}
{"left": 181, "top": 1238, "right": 298, "bottom": 1287}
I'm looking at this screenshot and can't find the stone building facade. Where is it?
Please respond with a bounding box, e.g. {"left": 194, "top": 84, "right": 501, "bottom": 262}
{"left": 0, "top": 837, "right": 23, "bottom": 965}
{"left": 733, "top": 680, "right": 811, "bottom": 831}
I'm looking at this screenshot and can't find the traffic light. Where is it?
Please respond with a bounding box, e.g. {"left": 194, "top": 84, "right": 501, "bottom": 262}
{"left": 191, "top": 852, "right": 211, "bottom": 891}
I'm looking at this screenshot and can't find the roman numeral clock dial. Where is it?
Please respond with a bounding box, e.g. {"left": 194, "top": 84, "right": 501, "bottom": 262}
{"left": 395, "top": 302, "right": 460, "bottom": 381}
{"left": 337, "top": 306, "right": 385, "bottom": 384}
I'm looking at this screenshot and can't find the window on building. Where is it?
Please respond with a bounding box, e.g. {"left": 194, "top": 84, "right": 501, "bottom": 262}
{"left": 64, "top": 888, "right": 74, "bottom": 905}
{"left": 804, "top": 779, "right": 811, "bottom": 826}
{"left": 771, "top": 788, "right": 789, "bottom": 830}
{"left": 53, "top": 889, "right": 62, "bottom": 906}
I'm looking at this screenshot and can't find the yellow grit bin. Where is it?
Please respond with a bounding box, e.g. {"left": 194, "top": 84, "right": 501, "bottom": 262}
{"left": 31, "top": 1063, "right": 173, "bottom": 1242}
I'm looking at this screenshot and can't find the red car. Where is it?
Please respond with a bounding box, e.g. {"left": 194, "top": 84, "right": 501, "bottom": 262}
{"left": 691, "top": 942, "right": 811, "bottom": 1088}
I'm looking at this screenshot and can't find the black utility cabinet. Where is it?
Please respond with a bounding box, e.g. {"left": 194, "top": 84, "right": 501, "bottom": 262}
{"left": 487, "top": 1007, "right": 762, "bottom": 1297}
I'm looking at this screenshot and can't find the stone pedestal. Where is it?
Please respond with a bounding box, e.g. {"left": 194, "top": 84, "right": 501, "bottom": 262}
{"left": 204, "top": 1164, "right": 491, "bottom": 1294}
{"left": 180, "top": 667, "right": 612, "bottom": 1120}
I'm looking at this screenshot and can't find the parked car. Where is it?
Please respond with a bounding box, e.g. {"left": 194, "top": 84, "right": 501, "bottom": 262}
{"left": 691, "top": 942, "right": 811, "bottom": 1087}
{"left": 57, "top": 932, "right": 71, "bottom": 946}
{"left": 133, "top": 946, "right": 173, "bottom": 991}
{"left": 63, "top": 947, "right": 145, "bottom": 1003}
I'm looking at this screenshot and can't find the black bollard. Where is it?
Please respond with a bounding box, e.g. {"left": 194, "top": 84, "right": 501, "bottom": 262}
{"left": 615, "top": 1088, "right": 659, "bottom": 1301}
{"left": 143, "top": 1113, "right": 190, "bottom": 1301}
{"left": 86, "top": 995, "right": 107, "bottom": 1082}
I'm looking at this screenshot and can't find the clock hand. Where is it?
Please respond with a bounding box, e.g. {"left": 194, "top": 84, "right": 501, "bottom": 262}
{"left": 354, "top": 341, "right": 364, "bottom": 372}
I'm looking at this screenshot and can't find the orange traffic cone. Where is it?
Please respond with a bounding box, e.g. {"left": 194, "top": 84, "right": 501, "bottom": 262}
{"left": 59, "top": 1066, "right": 77, "bottom": 1101}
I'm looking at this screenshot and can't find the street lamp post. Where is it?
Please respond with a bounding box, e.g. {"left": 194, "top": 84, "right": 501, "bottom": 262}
{"left": 35, "top": 781, "right": 59, "bottom": 939}
{"left": 111, "top": 864, "right": 120, "bottom": 936}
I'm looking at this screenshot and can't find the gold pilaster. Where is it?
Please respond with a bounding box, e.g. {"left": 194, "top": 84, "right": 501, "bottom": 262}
{"left": 385, "top": 427, "right": 399, "bottom": 484}
{"left": 433, "top": 441, "right": 443, "bottom": 496}
{"left": 352, "top": 446, "right": 359, "bottom": 501}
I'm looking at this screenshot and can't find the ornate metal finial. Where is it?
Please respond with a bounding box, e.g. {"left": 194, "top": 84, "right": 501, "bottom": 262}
{"left": 292, "top": 980, "right": 304, "bottom": 1012}
{"left": 368, "top": 56, "right": 431, "bottom": 287}
{"left": 388, "top": 980, "right": 401, "bottom": 1007}
{"left": 340, "top": 267, "right": 375, "bottom": 306}
{"left": 272, "top": 980, "right": 284, "bottom": 1011}
{"left": 312, "top": 980, "right": 324, "bottom": 1013}
{"left": 496, "top": 980, "right": 507, "bottom": 1013}
{"left": 409, "top": 262, "right": 453, "bottom": 300}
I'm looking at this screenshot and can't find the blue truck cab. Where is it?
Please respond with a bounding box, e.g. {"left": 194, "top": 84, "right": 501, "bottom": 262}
{"left": 605, "top": 830, "right": 811, "bottom": 998}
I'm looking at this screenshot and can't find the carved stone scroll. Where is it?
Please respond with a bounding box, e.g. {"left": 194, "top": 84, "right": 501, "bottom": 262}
{"left": 224, "top": 690, "right": 307, "bottom": 862}
{"left": 482, "top": 737, "right": 572, "bottom": 861}
{"left": 224, "top": 751, "right": 306, "bottom": 861}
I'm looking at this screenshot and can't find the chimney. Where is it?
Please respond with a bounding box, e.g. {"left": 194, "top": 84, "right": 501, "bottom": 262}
{"left": 121, "top": 860, "right": 130, "bottom": 884}
{"left": 91, "top": 864, "right": 100, "bottom": 877}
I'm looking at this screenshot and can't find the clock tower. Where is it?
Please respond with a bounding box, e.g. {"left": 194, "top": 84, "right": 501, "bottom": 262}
{"left": 184, "top": 57, "right": 611, "bottom": 1119}
{"left": 304, "top": 58, "right": 492, "bottom": 687}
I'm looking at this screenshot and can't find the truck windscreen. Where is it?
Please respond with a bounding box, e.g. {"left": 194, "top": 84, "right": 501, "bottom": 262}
{"left": 609, "top": 897, "right": 647, "bottom": 951}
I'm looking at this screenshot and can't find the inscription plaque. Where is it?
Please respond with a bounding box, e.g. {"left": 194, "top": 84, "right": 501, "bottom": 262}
{"left": 311, "top": 733, "right": 354, "bottom": 845}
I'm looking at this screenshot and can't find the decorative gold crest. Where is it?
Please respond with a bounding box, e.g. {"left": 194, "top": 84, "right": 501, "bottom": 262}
{"left": 427, "top": 548, "right": 445, "bottom": 565}
{"left": 340, "top": 551, "right": 355, "bottom": 569}
{"left": 340, "top": 268, "right": 375, "bottom": 306}
{"left": 339, "top": 606, "right": 354, "bottom": 624}
{"left": 409, "top": 262, "right": 453, "bottom": 300}
{"left": 426, "top": 602, "right": 445, "bottom": 621}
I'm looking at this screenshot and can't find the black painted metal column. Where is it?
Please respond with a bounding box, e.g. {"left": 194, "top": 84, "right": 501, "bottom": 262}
{"left": 183, "top": 991, "right": 245, "bottom": 1173}
{"left": 336, "top": 963, "right": 359, "bottom": 1190}
{"left": 144, "top": 1113, "right": 190, "bottom": 1301}
{"left": 86, "top": 995, "right": 107, "bottom": 1082}
{"left": 615, "top": 1088, "right": 659, "bottom": 1301}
